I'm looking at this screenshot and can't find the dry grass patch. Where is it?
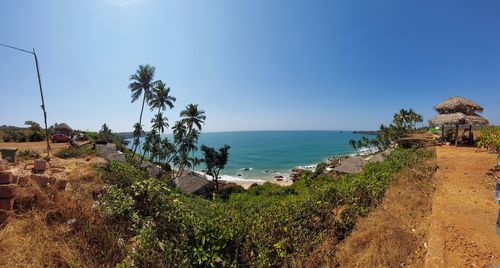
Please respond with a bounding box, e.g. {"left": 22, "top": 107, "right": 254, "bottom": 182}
{"left": 0, "top": 158, "right": 125, "bottom": 267}
{"left": 304, "top": 149, "right": 437, "bottom": 267}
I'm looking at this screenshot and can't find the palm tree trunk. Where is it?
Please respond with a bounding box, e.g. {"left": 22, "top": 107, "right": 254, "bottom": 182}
{"left": 133, "top": 94, "right": 147, "bottom": 155}
{"left": 455, "top": 124, "right": 459, "bottom": 147}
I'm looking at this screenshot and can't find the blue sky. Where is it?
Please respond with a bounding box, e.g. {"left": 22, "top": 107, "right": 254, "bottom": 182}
{"left": 1, "top": 0, "right": 499, "bottom": 132}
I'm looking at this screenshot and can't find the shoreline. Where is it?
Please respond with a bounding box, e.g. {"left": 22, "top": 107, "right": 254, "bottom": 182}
{"left": 210, "top": 146, "right": 379, "bottom": 188}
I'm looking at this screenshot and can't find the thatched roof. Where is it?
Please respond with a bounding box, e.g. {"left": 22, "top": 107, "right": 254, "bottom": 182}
{"left": 170, "top": 172, "right": 213, "bottom": 196}
{"left": 428, "top": 112, "right": 489, "bottom": 127}
{"left": 333, "top": 156, "right": 365, "bottom": 174}
{"left": 54, "top": 123, "right": 72, "bottom": 130}
{"left": 429, "top": 113, "right": 465, "bottom": 127}
{"left": 434, "top": 96, "right": 483, "bottom": 114}
{"left": 464, "top": 114, "right": 489, "bottom": 126}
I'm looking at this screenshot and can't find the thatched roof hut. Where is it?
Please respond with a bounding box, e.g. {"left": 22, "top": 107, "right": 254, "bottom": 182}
{"left": 429, "top": 97, "right": 489, "bottom": 146}
{"left": 54, "top": 123, "right": 72, "bottom": 136}
{"left": 434, "top": 96, "right": 483, "bottom": 114}
{"left": 333, "top": 156, "right": 365, "bottom": 174}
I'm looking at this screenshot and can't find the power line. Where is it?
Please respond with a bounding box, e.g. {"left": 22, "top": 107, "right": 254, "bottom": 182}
{"left": 0, "top": 43, "right": 33, "bottom": 55}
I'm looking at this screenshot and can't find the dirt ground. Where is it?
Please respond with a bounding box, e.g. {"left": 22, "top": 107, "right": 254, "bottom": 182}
{"left": 0, "top": 141, "right": 85, "bottom": 154}
{"left": 425, "top": 146, "right": 500, "bottom": 267}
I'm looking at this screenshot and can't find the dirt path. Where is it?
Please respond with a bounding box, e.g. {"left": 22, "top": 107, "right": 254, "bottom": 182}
{"left": 425, "top": 146, "right": 500, "bottom": 267}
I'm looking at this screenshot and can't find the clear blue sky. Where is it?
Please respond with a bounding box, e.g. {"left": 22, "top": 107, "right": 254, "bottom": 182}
{"left": 1, "top": 0, "right": 499, "bottom": 132}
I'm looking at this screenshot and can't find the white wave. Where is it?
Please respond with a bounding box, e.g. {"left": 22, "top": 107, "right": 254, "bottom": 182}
{"left": 195, "top": 171, "right": 266, "bottom": 183}
{"left": 296, "top": 164, "right": 317, "bottom": 170}
{"left": 357, "top": 146, "right": 379, "bottom": 155}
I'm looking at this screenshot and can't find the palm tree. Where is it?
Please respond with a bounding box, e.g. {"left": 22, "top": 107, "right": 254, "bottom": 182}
{"left": 148, "top": 80, "right": 176, "bottom": 113}
{"left": 172, "top": 121, "right": 187, "bottom": 145}
{"left": 151, "top": 113, "right": 168, "bottom": 134}
{"left": 180, "top": 104, "right": 206, "bottom": 169}
{"left": 349, "top": 139, "right": 357, "bottom": 150}
{"left": 129, "top": 64, "right": 156, "bottom": 153}
{"left": 180, "top": 104, "right": 206, "bottom": 132}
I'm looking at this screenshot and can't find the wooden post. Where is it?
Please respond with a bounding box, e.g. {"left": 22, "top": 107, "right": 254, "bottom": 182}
{"left": 468, "top": 125, "right": 472, "bottom": 145}
{"left": 455, "top": 124, "right": 459, "bottom": 146}
{"left": 441, "top": 125, "right": 445, "bottom": 142}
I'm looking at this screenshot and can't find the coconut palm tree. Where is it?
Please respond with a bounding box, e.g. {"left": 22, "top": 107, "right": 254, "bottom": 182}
{"left": 172, "top": 121, "right": 187, "bottom": 145}
{"left": 180, "top": 104, "right": 206, "bottom": 132}
{"left": 348, "top": 139, "right": 357, "bottom": 150}
{"left": 129, "top": 64, "right": 156, "bottom": 153}
{"left": 151, "top": 113, "right": 168, "bottom": 134}
{"left": 149, "top": 80, "right": 176, "bottom": 113}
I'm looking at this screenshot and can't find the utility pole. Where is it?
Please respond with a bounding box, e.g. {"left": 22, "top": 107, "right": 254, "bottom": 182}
{"left": 1, "top": 43, "right": 51, "bottom": 158}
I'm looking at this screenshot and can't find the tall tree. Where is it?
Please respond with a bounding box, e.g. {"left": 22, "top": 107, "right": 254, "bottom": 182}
{"left": 129, "top": 64, "right": 156, "bottom": 153}
{"left": 180, "top": 104, "right": 206, "bottom": 132}
{"left": 148, "top": 80, "right": 176, "bottom": 114}
{"left": 151, "top": 113, "right": 168, "bottom": 134}
{"left": 201, "top": 144, "right": 230, "bottom": 192}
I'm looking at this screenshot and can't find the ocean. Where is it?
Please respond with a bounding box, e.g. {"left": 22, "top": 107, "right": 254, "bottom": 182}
{"left": 131, "top": 130, "right": 372, "bottom": 182}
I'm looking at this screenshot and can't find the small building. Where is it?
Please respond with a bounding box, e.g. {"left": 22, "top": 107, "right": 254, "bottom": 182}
{"left": 428, "top": 97, "right": 489, "bottom": 146}
{"left": 54, "top": 123, "right": 72, "bottom": 136}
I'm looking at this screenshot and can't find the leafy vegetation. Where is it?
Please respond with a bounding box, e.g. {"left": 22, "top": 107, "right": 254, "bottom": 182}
{"left": 97, "top": 148, "right": 433, "bottom": 266}
{"left": 1, "top": 120, "right": 46, "bottom": 142}
{"left": 55, "top": 145, "right": 95, "bottom": 159}
{"left": 349, "top": 108, "right": 424, "bottom": 151}
{"left": 476, "top": 126, "right": 500, "bottom": 153}
{"left": 200, "top": 144, "right": 231, "bottom": 191}
{"left": 17, "top": 149, "right": 41, "bottom": 160}
{"left": 126, "top": 64, "right": 209, "bottom": 178}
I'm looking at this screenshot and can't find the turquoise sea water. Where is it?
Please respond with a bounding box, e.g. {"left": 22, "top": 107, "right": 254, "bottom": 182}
{"left": 132, "top": 131, "right": 370, "bottom": 182}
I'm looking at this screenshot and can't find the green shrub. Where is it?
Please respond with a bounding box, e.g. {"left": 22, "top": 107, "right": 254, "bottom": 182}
{"left": 29, "top": 131, "right": 44, "bottom": 142}
{"left": 17, "top": 149, "right": 41, "bottom": 160}
{"left": 55, "top": 146, "right": 95, "bottom": 159}
{"left": 97, "top": 148, "right": 434, "bottom": 267}
{"left": 476, "top": 126, "right": 500, "bottom": 152}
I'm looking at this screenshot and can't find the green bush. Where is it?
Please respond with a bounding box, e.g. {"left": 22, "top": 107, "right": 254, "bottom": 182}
{"left": 17, "top": 149, "right": 41, "bottom": 161}
{"left": 55, "top": 146, "right": 95, "bottom": 159}
{"left": 29, "top": 131, "right": 44, "bottom": 142}
{"left": 97, "top": 148, "right": 434, "bottom": 267}
{"left": 476, "top": 126, "right": 500, "bottom": 152}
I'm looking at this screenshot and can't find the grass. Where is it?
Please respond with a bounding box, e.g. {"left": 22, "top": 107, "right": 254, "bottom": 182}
{"left": 0, "top": 159, "right": 125, "bottom": 267}
{"left": 311, "top": 149, "right": 437, "bottom": 267}
{"left": 94, "top": 148, "right": 434, "bottom": 267}
{"left": 55, "top": 145, "right": 95, "bottom": 159}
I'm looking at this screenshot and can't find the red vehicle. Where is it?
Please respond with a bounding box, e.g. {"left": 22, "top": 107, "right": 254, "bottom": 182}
{"left": 52, "top": 134, "right": 71, "bottom": 143}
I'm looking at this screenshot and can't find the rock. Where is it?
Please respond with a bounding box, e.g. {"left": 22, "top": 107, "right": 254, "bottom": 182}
{"left": 140, "top": 162, "right": 161, "bottom": 177}
{"left": 0, "top": 198, "right": 14, "bottom": 210}
{"left": 273, "top": 175, "right": 284, "bottom": 179}
{"left": 242, "top": 168, "right": 250, "bottom": 171}
{"left": 237, "top": 174, "right": 242, "bottom": 176}
{"left": 290, "top": 168, "right": 306, "bottom": 181}
{"left": 0, "top": 160, "right": 9, "bottom": 171}
{"left": 0, "top": 171, "right": 13, "bottom": 184}
{"left": 55, "top": 179, "right": 68, "bottom": 191}
{"left": 34, "top": 159, "right": 48, "bottom": 172}
{"left": 14, "top": 195, "right": 37, "bottom": 212}
{"left": 276, "top": 178, "right": 283, "bottom": 181}
{"left": 30, "top": 174, "right": 56, "bottom": 188}
{"left": 0, "top": 185, "right": 18, "bottom": 199}
{"left": 0, "top": 210, "right": 9, "bottom": 224}
{"left": 45, "top": 210, "right": 64, "bottom": 225}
